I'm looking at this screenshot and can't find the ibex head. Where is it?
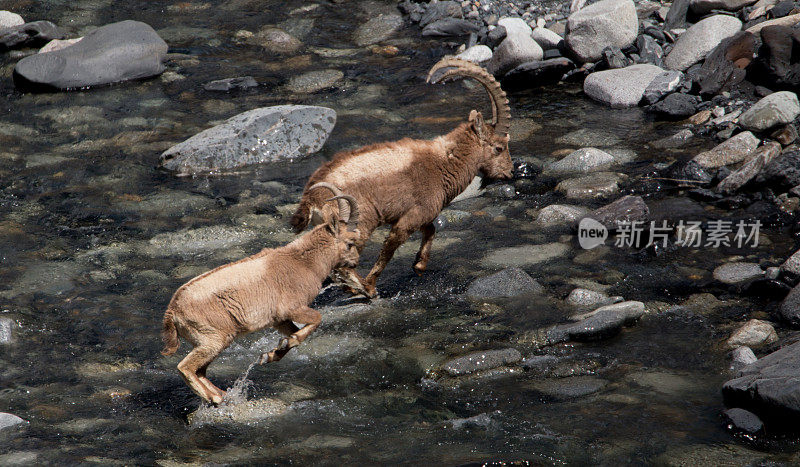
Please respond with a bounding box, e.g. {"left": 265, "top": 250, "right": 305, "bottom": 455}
{"left": 427, "top": 57, "right": 513, "bottom": 181}
{"left": 307, "top": 183, "right": 361, "bottom": 268}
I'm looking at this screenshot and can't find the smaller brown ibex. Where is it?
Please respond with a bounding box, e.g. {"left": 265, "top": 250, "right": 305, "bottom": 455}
{"left": 160, "top": 184, "right": 360, "bottom": 405}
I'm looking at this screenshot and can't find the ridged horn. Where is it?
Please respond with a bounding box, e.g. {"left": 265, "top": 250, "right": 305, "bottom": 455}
{"left": 426, "top": 57, "right": 511, "bottom": 136}
{"left": 308, "top": 182, "right": 350, "bottom": 225}
{"left": 327, "top": 195, "right": 359, "bottom": 231}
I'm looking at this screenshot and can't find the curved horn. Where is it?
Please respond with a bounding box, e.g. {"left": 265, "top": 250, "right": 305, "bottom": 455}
{"left": 427, "top": 57, "right": 511, "bottom": 136}
{"left": 327, "top": 194, "right": 359, "bottom": 231}
{"left": 308, "top": 182, "right": 350, "bottom": 224}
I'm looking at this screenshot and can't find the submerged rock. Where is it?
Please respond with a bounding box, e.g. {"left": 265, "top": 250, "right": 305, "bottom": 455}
{"left": 142, "top": 225, "right": 259, "bottom": 257}
{"left": 353, "top": 13, "right": 404, "bottom": 46}
{"left": 442, "top": 348, "right": 522, "bottom": 376}
{"left": 14, "top": 21, "right": 166, "bottom": 90}
{"left": 726, "top": 319, "right": 778, "bottom": 348}
{"left": 565, "top": 0, "right": 639, "bottom": 63}
{"left": 526, "top": 375, "right": 608, "bottom": 400}
{"left": 583, "top": 64, "right": 665, "bottom": 108}
{"left": 466, "top": 268, "right": 544, "bottom": 299}
{"left": 203, "top": 76, "right": 258, "bottom": 92}
{"left": 582, "top": 195, "right": 649, "bottom": 230}
{"left": 285, "top": 69, "right": 344, "bottom": 93}
{"left": 481, "top": 243, "right": 570, "bottom": 268}
{"left": 159, "top": 105, "right": 336, "bottom": 176}
{"left": 546, "top": 301, "right": 646, "bottom": 343}
{"left": 723, "top": 408, "right": 764, "bottom": 434}
{"left": 189, "top": 398, "right": 289, "bottom": 426}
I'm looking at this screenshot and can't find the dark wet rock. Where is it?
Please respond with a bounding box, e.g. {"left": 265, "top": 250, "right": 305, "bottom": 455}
{"left": 664, "top": 15, "right": 743, "bottom": 71}
{"left": 0, "top": 20, "right": 62, "bottom": 51}
{"left": 731, "top": 346, "right": 758, "bottom": 372}
{"left": 697, "top": 32, "right": 756, "bottom": 95}
{"left": 550, "top": 301, "right": 646, "bottom": 343}
{"left": 487, "top": 33, "right": 544, "bottom": 76}
{"left": 770, "top": 0, "right": 797, "bottom": 18}
{"left": 422, "top": 18, "right": 480, "bottom": 37}
{"left": 727, "top": 319, "right": 778, "bottom": 348}
{"left": 486, "top": 25, "right": 507, "bottom": 48}
{"left": 692, "top": 131, "right": 760, "bottom": 169}
{"left": 418, "top": 1, "right": 462, "bottom": 28}
{"left": 716, "top": 141, "right": 781, "bottom": 193}
{"left": 650, "top": 128, "right": 694, "bottom": 148}
{"left": 691, "top": 0, "right": 758, "bottom": 15}
{"left": 757, "top": 25, "right": 800, "bottom": 87}
{"left": 781, "top": 247, "right": 800, "bottom": 277}
{"left": 565, "top": 0, "right": 639, "bottom": 63}
{"left": 602, "top": 46, "right": 630, "bottom": 69}
{"left": 354, "top": 13, "right": 404, "bottom": 46}
{"left": 0, "top": 317, "right": 12, "bottom": 344}
{"left": 779, "top": 282, "right": 800, "bottom": 325}
{"left": 665, "top": 0, "right": 691, "bottom": 30}
{"left": 442, "top": 348, "right": 523, "bottom": 376}
{"left": 584, "top": 64, "right": 665, "bottom": 107}
{"left": 0, "top": 413, "right": 27, "bottom": 431}
{"left": 723, "top": 408, "right": 764, "bottom": 434}
{"left": 723, "top": 340, "right": 800, "bottom": 420}
{"left": 526, "top": 375, "right": 608, "bottom": 401}
{"left": 739, "top": 91, "right": 800, "bottom": 131}
{"left": 14, "top": 21, "right": 166, "bottom": 91}
{"left": 203, "top": 76, "right": 258, "bottom": 92}
{"left": 449, "top": 412, "right": 498, "bottom": 429}
{"left": 759, "top": 148, "right": 800, "bottom": 188}
{"left": 582, "top": 195, "right": 649, "bottom": 230}
{"left": 648, "top": 92, "right": 699, "bottom": 118}
{"left": 466, "top": 267, "right": 544, "bottom": 299}
{"left": 636, "top": 34, "right": 664, "bottom": 67}
{"left": 502, "top": 58, "right": 575, "bottom": 88}
{"left": 160, "top": 105, "right": 336, "bottom": 176}
{"left": 481, "top": 242, "right": 570, "bottom": 268}
{"left": 772, "top": 123, "right": 798, "bottom": 145}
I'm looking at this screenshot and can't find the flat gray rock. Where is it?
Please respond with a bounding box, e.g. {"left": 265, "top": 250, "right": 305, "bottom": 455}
{"left": 664, "top": 15, "right": 742, "bottom": 71}
{"left": 692, "top": 131, "right": 759, "bottom": 169}
{"left": 535, "top": 204, "right": 589, "bottom": 228}
{"left": 738, "top": 91, "right": 800, "bottom": 132}
{"left": 543, "top": 147, "right": 614, "bottom": 176}
{"left": 726, "top": 319, "right": 778, "bottom": 348}
{"left": 584, "top": 64, "right": 665, "bottom": 108}
{"left": 353, "top": 13, "right": 403, "bottom": 46}
{"left": 159, "top": 105, "right": 336, "bottom": 176}
{"left": 555, "top": 172, "right": 623, "bottom": 199}
{"left": 466, "top": 267, "right": 544, "bottom": 299}
{"left": 455, "top": 45, "right": 492, "bottom": 64}
{"left": 481, "top": 243, "right": 570, "bottom": 268}
{"left": 713, "top": 262, "right": 764, "bottom": 285}
{"left": 0, "top": 11, "right": 24, "bottom": 29}
{"left": 14, "top": 20, "right": 166, "bottom": 90}
{"left": 442, "top": 348, "right": 522, "bottom": 376}
{"left": 549, "top": 300, "right": 645, "bottom": 342}
{"left": 566, "top": 0, "right": 638, "bottom": 63}
{"left": 582, "top": 195, "right": 649, "bottom": 230}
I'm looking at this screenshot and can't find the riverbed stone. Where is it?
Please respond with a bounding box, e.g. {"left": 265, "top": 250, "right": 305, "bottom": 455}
{"left": 642, "top": 70, "right": 684, "bottom": 105}
{"left": 14, "top": 20, "right": 166, "bottom": 90}
{"left": 555, "top": 128, "right": 621, "bottom": 146}
{"left": 532, "top": 27, "right": 563, "bottom": 50}
{"left": 535, "top": 204, "right": 589, "bottom": 228}
{"left": 418, "top": 1, "right": 462, "bottom": 27}
{"left": 189, "top": 397, "right": 289, "bottom": 426}
{"left": 160, "top": 105, "right": 336, "bottom": 175}
{"left": 442, "top": 348, "right": 522, "bottom": 376}
{"left": 0, "top": 413, "right": 27, "bottom": 431}
{"left": 487, "top": 33, "right": 544, "bottom": 76}
{"left": 716, "top": 142, "right": 781, "bottom": 194}
{"left": 649, "top": 92, "right": 699, "bottom": 118}
{"left": 553, "top": 300, "right": 646, "bottom": 342}
{"left": 0, "top": 11, "right": 24, "bottom": 29}
{"left": 0, "top": 20, "right": 62, "bottom": 51}
{"left": 583, "top": 64, "right": 665, "bottom": 108}
{"left": 664, "top": 15, "right": 743, "bottom": 71}
{"left": 422, "top": 18, "right": 480, "bottom": 37}
{"left": 565, "top": 0, "right": 639, "bottom": 63}
{"left": 731, "top": 346, "right": 758, "bottom": 371}
{"left": 727, "top": 319, "right": 778, "bottom": 348}
{"left": 526, "top": 375, "right": 608, "bottom": 400}
{"left": 555, "top": 172, "right": 622, "bottom": 199}
{"left": 738, "top": 91, "right": 800, "bottom": 132}
{"left": 203, "top": 76, "right": 258, "bottom": 92}
{"left": 582, "top": 195, "right": 649, "bottom": 230}
{"left": 38, "top": 37, "right": 81, "bottom": 53}
{"left": 713, "top": 262, "right": 764, "bottom": 285}
{"left": 481, "top": 242, "right": 570, "bottom": 268}
{"left": 692, "top": 131, "right": 760, "bottom": 169}
{"left": 142, "top": 225, "right": 258, "bottom": 257}
{"left": 566, "top": 288, "right": 621, "bottom": 307}
{"left": 497, "top": 17, "right": 532, "bottom": 37}
{"left": 466, "top": 268, "right": 544, "bottom": 299}
{"left": 723, "top": 408, "right": 764, "bottom": 434}
{"left": 285, "top": 69, "right": 343, "bottom": 93}
{"left": 781, "top": 248, "right": 800, "bottom": 276}
{"left": 779, "top": 283, "right": 800, "bottom": 326}
{"left": 353, "top": 13, "right": 404, "bottom": 46}
{"left": 0, "top": 318, "right": 12, "bottom": 344}
{"left": 691, "top": 0, "right": 758, "bottom": 14}
{"left": 543, "top": 147, "right": 614, "bottom": 176}
{"left": 254, "top": 27, "right": 302, "bottom": 53}
{"left": 723, "top": 339, "right": 800, "bottom": 419}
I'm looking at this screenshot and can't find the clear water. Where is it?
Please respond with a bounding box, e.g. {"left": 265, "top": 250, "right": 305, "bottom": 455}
{"left": 1, "top": 0, "right": 799, "bottom": 464}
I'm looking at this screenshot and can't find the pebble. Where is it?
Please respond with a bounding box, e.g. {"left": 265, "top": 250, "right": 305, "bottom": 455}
{"left": 727, "top": 319, "right": 778, "bottom": 348}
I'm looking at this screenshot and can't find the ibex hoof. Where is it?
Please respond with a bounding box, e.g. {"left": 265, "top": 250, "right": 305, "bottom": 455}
{"left": 413, "top": 262, "right": 427, "bottom": 275}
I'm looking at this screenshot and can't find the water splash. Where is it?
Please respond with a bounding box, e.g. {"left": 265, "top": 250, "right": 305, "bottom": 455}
{"left": 222, "top": 360, "right": 257, "bottom": 405}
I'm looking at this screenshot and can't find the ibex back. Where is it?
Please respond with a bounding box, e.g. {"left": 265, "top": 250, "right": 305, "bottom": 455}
{"left": 290, "top": 58, "right": 513, "bottom": 297}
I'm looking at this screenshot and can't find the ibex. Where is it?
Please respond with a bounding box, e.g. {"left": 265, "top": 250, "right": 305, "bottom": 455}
{"left": 290, "top": 58, "right": 513, "bottom": 297}
{"left": 160, "top": 184, "right": 360, "bottom": 405}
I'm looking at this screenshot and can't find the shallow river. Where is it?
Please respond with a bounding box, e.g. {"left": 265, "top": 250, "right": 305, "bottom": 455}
{"left": 1, "top": 0, "right": 799, "bottom": 464}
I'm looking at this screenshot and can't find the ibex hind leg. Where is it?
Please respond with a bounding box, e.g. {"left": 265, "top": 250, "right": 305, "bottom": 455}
{"left": 414, "top": 222, "right": 436, "bottom": 275}
{"left": 177, "top": 335, "right": 231, "bottom": 405}
{"left": 363, "top": 218, "right": 417, "bottom": 296}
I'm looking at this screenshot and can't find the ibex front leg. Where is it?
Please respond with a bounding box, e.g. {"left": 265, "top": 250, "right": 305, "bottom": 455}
{"left": 363, "top": 219, "right": 416, "bottom": 297}
{"left": 413, "top": 223, "right": 435, "bottom": 275}
{"left": 260, "top": 307, "right": 321, "bottom": 364}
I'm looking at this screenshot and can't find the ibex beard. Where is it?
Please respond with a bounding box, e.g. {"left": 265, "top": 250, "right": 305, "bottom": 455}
{"left": 160, "top": 184, "right": 360, "bottom": 405}
{"left": 291, "top": 57, "right": 513, "bottom": 298}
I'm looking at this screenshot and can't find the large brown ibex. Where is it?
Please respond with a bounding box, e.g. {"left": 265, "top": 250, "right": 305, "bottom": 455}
{"left": 290, "top": 58, "right": 513, "bottom": 297}
{"left": 161, "top": 184, "right": 360, "bottom": 405}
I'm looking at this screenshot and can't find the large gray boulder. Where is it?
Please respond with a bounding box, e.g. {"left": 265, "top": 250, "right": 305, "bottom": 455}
{"left": 723, "top": 340, "right": 800, "bottom": 420}
{"left": 738, "top": 91, "right": 800, "bottom": 132}
{"left": 14, "top": 20, "right": 166, "bottom": 90}
{"left": 664, "top": 15, "right": 742, "bottom": 71}
{"left": 160, "top": 105, "right": 336, "bottom": 176}
{"left": 583, "top": 64, "right": 665, "bottom": 108}
{"left": 565, "top": 0, "right": 638, "bottom": 63}
{"left": 487, "top": 33, "right": 544, "bottom": 76}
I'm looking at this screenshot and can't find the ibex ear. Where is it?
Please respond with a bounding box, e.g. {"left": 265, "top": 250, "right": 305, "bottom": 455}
{"left": 326, "top": 216, "right": 340, "bottom": 236}
{"left": 469, "top": 110, "right": 485, "bottom": 140}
